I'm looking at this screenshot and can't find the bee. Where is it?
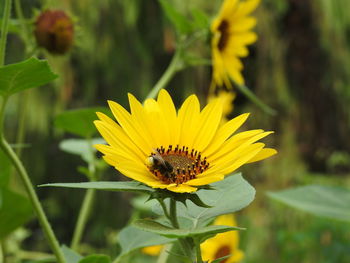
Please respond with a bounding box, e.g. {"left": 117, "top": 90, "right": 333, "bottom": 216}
{"left": 146, "top": 149, "right": 174, "bottom": 177}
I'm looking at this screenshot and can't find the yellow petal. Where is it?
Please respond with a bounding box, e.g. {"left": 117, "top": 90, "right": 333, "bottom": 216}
{"left": 178, "top": 95, "right": 201, "bottom": 147}
{"left": 167, "top": 184, "right": 197, "bottom": 193}
{"left": 192, "top": 98, "right": 223, "bottom": 152}
{"left": 246, "top": 148, "right": 277, "bottom": 163}
{"left": 157, "top": 89, "right": 179, "bottom": 145}
{"left": 208, "top": 130, "right": 269, "bottom": 161}
{"left": 185, "top": 175, "right": 224, "bottom": 186}
{"left": 144, "top": 98, "right": 170, "bottom": 147}
{"left": 94, "top": 120, "right": 145, "bottom": 162}
{"left": 108, "top": 100, "right": 152, "bottom": 154}
{"left": 127, "top": 94, "right": 158, "bottom": 151}
{"left": 115, "top": 160, "right": 172, "bottom": 188}
{"left": 220, "top": 143, "right": 265, "bottom": 174}
{"left": 235, "top": 0, "right": 260, "bottom": 18}
{"left": 203, "top": 113, "right": 250, "bottom": 156}
{"left": 230, "top": 17, "right": 257, "bottom": 32}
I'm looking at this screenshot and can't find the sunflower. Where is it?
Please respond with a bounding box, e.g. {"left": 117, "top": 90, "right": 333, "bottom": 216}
{"left": 94, "top": 89, "right": 276, "bottom": 193}
{"left": 208, "top": 88, "right": 236, "bottom": 121}
{"left": 201, "top": 214, "right": 244, "bottom": 263}
{"left": 211, "top": 0, "right": 260, "bottom": 89}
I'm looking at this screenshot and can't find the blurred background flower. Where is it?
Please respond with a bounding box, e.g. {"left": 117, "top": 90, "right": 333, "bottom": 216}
{"left": 201, "top": 214, "right": 244, "bottom": 263}
{"left": 34, "top": 10, "right": 74, "bottom": 55}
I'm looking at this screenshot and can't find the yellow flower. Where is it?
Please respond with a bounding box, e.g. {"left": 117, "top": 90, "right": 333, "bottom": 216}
{"left": 94, "top": 89, "right": 276, "bottom": 193}
{"left": 201, "top": 214, "right": 243, "bottom": 263}
{"left": 142, "top": 245, "right": 163, "bottom": 256}
{"left": 211, "top": 0, "right": 260, "bottom": 88}
{"left": 208, "top": 89, "right": 236, "bottom": 120}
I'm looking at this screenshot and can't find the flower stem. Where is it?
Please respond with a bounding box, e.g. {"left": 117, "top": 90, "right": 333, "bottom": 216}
{"left": 194, "top": 238, "right": 203, "bottom": 263}
{"left": 70, "top": 138, "right": 97, "bottom": 250}
{"left": 0, "top": 0, "right": 12, "bottom": 66}
{"left": 0, "top": 99, "right": 65, "bottom": 263}
{"left": 169, "top": 199, "right": 179, "bottom": 228}
{"left": 146, "top": 49, "right": 183, "bottom": 99}
{"left": 14, "top": 0, "right": 30, "bottom": 48}
{"left": 235, "top": 83, "right": 276, "bottom": 115}
{"left": 168, "top": 199, "right": 193, "bottom": 260}
{"left": 70, "top": 188, "right": 95, "bottom": 250}
{"left": 1, "top": 239, "right": 8, "bottom": 263}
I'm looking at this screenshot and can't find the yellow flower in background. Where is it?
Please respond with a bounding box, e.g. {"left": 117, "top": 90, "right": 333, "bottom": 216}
{"left": 211, "top": 0, "right": 260, "bottom": 88}
{"left": 208, "top": 89, "right": 236, "bottom": 121}
{"left": 201, "top": 214, "right": 244, "bottom": 263}
{"left": 142, "top": 245, "right": 163, "bottom": 256}
{"left": 94, "top": 89, "right": 276, "bottom": 193}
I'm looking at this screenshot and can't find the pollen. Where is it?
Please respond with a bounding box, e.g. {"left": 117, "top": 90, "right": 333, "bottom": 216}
{"left": 147, "top": 145, "right": 210, "bottom": 185}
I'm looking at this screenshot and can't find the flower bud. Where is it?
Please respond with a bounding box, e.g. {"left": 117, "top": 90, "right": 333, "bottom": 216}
{"left": 34, "top": 10, "right": 74, "bottom": 55}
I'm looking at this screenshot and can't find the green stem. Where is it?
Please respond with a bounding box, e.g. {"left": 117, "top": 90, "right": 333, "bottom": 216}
{"left": 70, "top": 138, "right": 97, "bottom": 250}
{"left": 14, "top": 0, "right": 31, "bottom": 49}
{"left": 158, "top": 198, "right": 171, "bottom": 220}
{"left": 0, "top": 99, "right": 65, "bottom": 263}
{"left": 169, "top": 199, "right": 179, "bottom": 228}
{"left": 14, "top": 91, "right": 28, "bottom": 156}
{"left": 1, "top": 239, "right": 8, "bottom": 263}
{"left": 168, "top": 199, "right": 193, "bottom": 260}
{"left": 70, "top": 188, "right": 96, "bottom": 250}
{"left": 194, "top": 238, "right": 203, "bottom": 263}
{"left": 0, "top": 0, "right": 12, "bottom": 66}
{"left": 235, "top": 83, "right": 276, "bottom": 115}
{"left": 146, "top": 49, "right": 183, "bottom": 99}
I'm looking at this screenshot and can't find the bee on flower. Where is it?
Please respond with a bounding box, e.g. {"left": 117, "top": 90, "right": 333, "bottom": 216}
{"left": 94, "top": 89, "right": 276, "bottom": 193}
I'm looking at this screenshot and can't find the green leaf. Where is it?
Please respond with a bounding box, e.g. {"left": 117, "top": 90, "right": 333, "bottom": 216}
{"left": 39, "top": 181, "right": 154, "bottom": 193}
{"left": 79, "top": 255, "right": 111, "bottom": 263}
{"left": 155, "top": 174, "right": 255, "bottom": 227}
{"left": 191, "top": 8, "right": 209, "bottom": 30}
{"left": 61, "top": 245, "right": 83, "bottom": 263}
{"left": 158, "top": 0, "right": 192, "bottom": 34}
{"left": 0, "top": 189, "right": 33, "bottom": 239}
{"left": 59, "top": 138, "right": 105, "bottom": 163}
{"left": 55, "top": 107, "right": 110, "bottom": 137}
{"left": 117, "top": 225, "right": 171, "bottom": 260}
{"left": 133, "top": 219, "right": 242, "bottom": 239}
{"left": 268, "top": 185, "right": 350, "bottom": 223}
{"left": 0, "top": 57, "right": 57, "bottom": 97}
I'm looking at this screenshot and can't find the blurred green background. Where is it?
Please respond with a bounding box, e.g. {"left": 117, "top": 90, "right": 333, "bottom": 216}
{"left": 2, "top": 0, "right": 350, "bottom": 262}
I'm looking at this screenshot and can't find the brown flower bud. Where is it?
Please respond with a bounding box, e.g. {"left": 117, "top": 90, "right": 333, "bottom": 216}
{"left": 34, "top": 10, "right": 74, "bottom": 55}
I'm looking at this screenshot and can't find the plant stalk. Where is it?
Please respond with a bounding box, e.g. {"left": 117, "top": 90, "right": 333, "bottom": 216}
{"left": 194, "top": 238, "right": 203, "bottom": 263}
{"left": 70, "top": 188, "right": 95, "bottom": 250}
{"left": 168, "top": 199, "right": 193, "bottom": 259}
{"left": 146, "top": 49, "right": 183, "bottom": 99}
{"left": 0, "top": 0, "right": 12, "bottom": 66}
{"left": 70, "top": 138, "right": 97, "bottom": 250}
{"left": 0, "top": 100, "right": 65, "bottom": 263}
{"left": 235, "top": 83, "right": 276, "bottom": 115}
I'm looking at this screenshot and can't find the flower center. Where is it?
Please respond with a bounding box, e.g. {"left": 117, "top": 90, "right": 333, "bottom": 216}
{"left": 214, "top": 245, "right": 231, "bottom": 263}
{"left": 217, "top": 19, "right": 229, "bottom": 51}
{"left": 146, "top": 145, "right": 210, "bottom": 184}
